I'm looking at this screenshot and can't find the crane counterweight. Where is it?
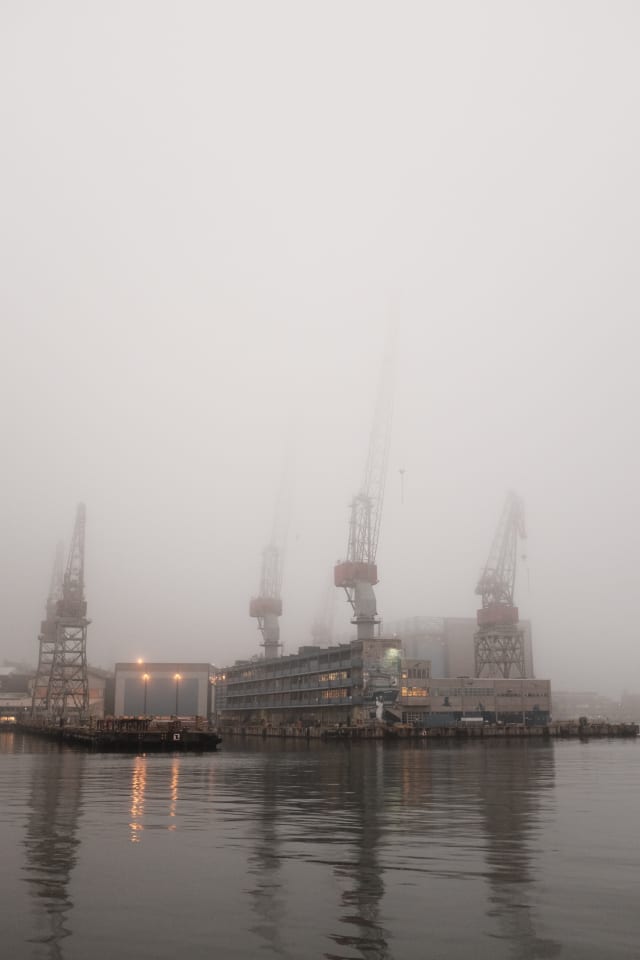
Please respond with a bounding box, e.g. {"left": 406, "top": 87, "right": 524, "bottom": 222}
{"left": 333, "top": 561, "right": 378, "bottom": 588}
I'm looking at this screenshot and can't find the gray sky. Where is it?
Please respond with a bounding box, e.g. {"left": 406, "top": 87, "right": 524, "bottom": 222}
{"left": 1, "top": 2, "right": 638, "bottom": 696}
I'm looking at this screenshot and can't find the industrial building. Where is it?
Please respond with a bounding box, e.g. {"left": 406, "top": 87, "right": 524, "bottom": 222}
{"left": 113, "top": 663, "right": 216, "bottom": 718}
{"left": 402, "top": 676, "right": 550, "bottom": 726}
{"left": 216, "top": 637, "right": 402, "bottom": 728}
{"left": 215, "top": 640, "right": 551, "bottom": 729}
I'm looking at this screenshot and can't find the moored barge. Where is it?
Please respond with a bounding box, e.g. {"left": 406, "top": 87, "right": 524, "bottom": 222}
{"left": 18, "top": 716, "right": 222, "bottom": 752}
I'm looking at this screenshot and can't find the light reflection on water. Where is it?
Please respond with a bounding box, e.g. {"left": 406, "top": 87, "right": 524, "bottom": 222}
{"left": 129, "top": 755, "right": 147, "bottom": 843}
{"left": 1, "top": 733, "right": 638, "bottom": 959}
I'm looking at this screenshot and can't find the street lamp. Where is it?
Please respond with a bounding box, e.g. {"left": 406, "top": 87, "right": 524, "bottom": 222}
{"left": 174, "top": 673, "right": 182, "bottom": 717}
{"left": 143, "top": 673, "right": 150, "bottom": 715}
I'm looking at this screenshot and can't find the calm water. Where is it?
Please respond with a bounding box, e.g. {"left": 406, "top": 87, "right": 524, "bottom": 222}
{"left": 0, "top": 733, "right": 638, "bottom": 960}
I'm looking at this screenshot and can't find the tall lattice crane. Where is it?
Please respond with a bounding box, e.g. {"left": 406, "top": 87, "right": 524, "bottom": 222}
{"left": 44, "top": 504, "right": 90, "bottom": 717}
{"left": 334, "top": 339, "right": 394, "bottom": 642}
{"left": 31, "top": 542, "right": 64, "bottom": 715}
{"left": 250, "top": 463, "right": 291, "bottom": 660}
{"left": 474, "top": 491, "right": 527, "bottom": 678}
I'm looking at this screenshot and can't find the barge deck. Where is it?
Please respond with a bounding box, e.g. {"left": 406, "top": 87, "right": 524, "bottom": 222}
{"left": 18, "top": 717, "right": 222, "bottom": 752}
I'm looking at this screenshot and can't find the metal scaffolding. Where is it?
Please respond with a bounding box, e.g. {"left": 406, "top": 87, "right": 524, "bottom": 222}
{"left": 32, "top": 504, "right": 90, "bottom": 719}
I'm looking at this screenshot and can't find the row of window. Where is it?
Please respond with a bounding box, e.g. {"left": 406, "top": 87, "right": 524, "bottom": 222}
{"left": 223, "top": 678, "right": 354, "bottom": 700}
{"left": 321, "top": 688, "right": 349, "bottom": 700}
{"left": 229, "top": 653, "right": 353, "bottom": 681}
{"left": 231, "top": 673, "right": 351, "bottom": 690}
{"left": 431, "top": 687, "right": 547, "bottom": 698}
{"left": 221, "top": 693, "right": 352, "bottom": 710}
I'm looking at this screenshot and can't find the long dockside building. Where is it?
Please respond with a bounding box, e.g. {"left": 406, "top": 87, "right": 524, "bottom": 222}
{"left": 215, "top": 635, "right": 551, "bottom": 729}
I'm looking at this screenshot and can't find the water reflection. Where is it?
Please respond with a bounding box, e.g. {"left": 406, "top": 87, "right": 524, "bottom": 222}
{"left": 129, "top": 755, "right": 147, "bottom": 842}
{"left": 247, "top": 752, "right": 288, "bottom": 956}
{"left": 15, "top": 735, "right": 565, "bottom": 959}
{"left": 233, "top": 739, "right": 559, "bottom": 960}
{"left": 474, "top": 743, "right": 561, "bottom": 959}
{"left": 232, "top": 741, "right": 395, "bottom": 960}
{"left": 328, "top": 745, "right": 394, "bottom": 960}
{"left": 168, "top": 757, "right": 180, "bottom": 830}
{"left": 128, "top": 755, "right": 183, "bottom": 840}
{"left": 23, "top": 744, "right": 84, "bottom": 960}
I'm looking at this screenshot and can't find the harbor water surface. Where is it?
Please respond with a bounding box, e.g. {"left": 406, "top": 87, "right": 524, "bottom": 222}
{"left": 1, "top": 733, "right": 638, "bottom": 959}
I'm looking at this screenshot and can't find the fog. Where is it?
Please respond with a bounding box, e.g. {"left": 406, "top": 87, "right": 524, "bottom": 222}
{"left": 1, "top": 2, "right": 638, "bottom": 696}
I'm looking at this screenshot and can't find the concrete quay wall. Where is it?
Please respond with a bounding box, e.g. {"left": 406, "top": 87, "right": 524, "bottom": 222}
{"left": 220, "top": 720, "right": 639, "bottom": 742}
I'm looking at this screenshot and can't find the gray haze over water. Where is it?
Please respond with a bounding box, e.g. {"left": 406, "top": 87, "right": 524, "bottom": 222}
{"left": 1, "top": 3, "right": 639, "bottom": 694}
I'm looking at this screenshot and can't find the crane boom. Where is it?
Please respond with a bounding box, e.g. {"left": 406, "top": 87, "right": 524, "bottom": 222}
{"left": 476, "top": 491, "right": 526, "bottom": 612}
{"left": 46, "top": 542, "right": 65, "bottom": 620}
{"left": 310, "top": 566, "right": 336, "bottom": 645}
{"left": 355, "top": 351, "right": 394, "bottom": 564}
{"left": 59, "top": 503, "right": 87, "bottom": 619}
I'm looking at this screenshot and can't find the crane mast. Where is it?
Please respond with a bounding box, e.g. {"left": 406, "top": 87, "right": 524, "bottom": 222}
{"left": 31, "top": 542, "right": 65, "bottom": 715}
{"left": 250, "top": 543, "right": 284, "bottom": 660}
{"left": 45, "top": 504, "right": 90, "bottom": 718}
{"left": 310, "top": 566, "right": 336, "bottom": 646}
{"left": 474, "top": 491, "right": 527, "bottom": 678}
{"left": 250, "top": 462, "right": 290, "bottom": 659}
{"left": 334, "top": 339, "right": 394, "bottom": 642}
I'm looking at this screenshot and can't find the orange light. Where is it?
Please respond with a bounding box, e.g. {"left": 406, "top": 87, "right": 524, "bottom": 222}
{"left": 143, "top": 673, "right": 149, "bottom": 682}
{"left": 174, "top": 673, "right": 181, "bottom": 681}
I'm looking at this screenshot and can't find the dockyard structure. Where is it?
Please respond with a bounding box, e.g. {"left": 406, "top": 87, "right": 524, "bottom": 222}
{"left": 334, "top": 339, "right": 394, "bottom": 644}
{"left": 215, "top": 642, "right": 551, "bottom": 729}
{"left": 114, "top": 663, "right": 216, "bottom": 718}
{"left": 474, "top": 492, "right": 528, "bottom": 678}
{"left": 32, "top": 505, "right": 90, "bottom": 720}
{"left": 249, "top": 457, "right": 291, "bottom": 660}
{"left": 216, "top": 637, "right": 402, "bottom": 728}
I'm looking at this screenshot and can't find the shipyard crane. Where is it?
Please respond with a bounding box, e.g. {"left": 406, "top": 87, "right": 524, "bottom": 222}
{"left": 310, "top": 567, "right": 337, "bottom": 646}
{"left": 250, "top": 463, "right": 291, "bottom": 660}
{"left": 31, "top": 542, "right": 65, "bottom": 715}
{"left": 46, "top": 504, "right": 90, "bottom": 717}
{"left": 474, "top": 491, "right": 527, "bottom": 678}
{"left": 334, "top": 339, "right": 394, "bottom": 642}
